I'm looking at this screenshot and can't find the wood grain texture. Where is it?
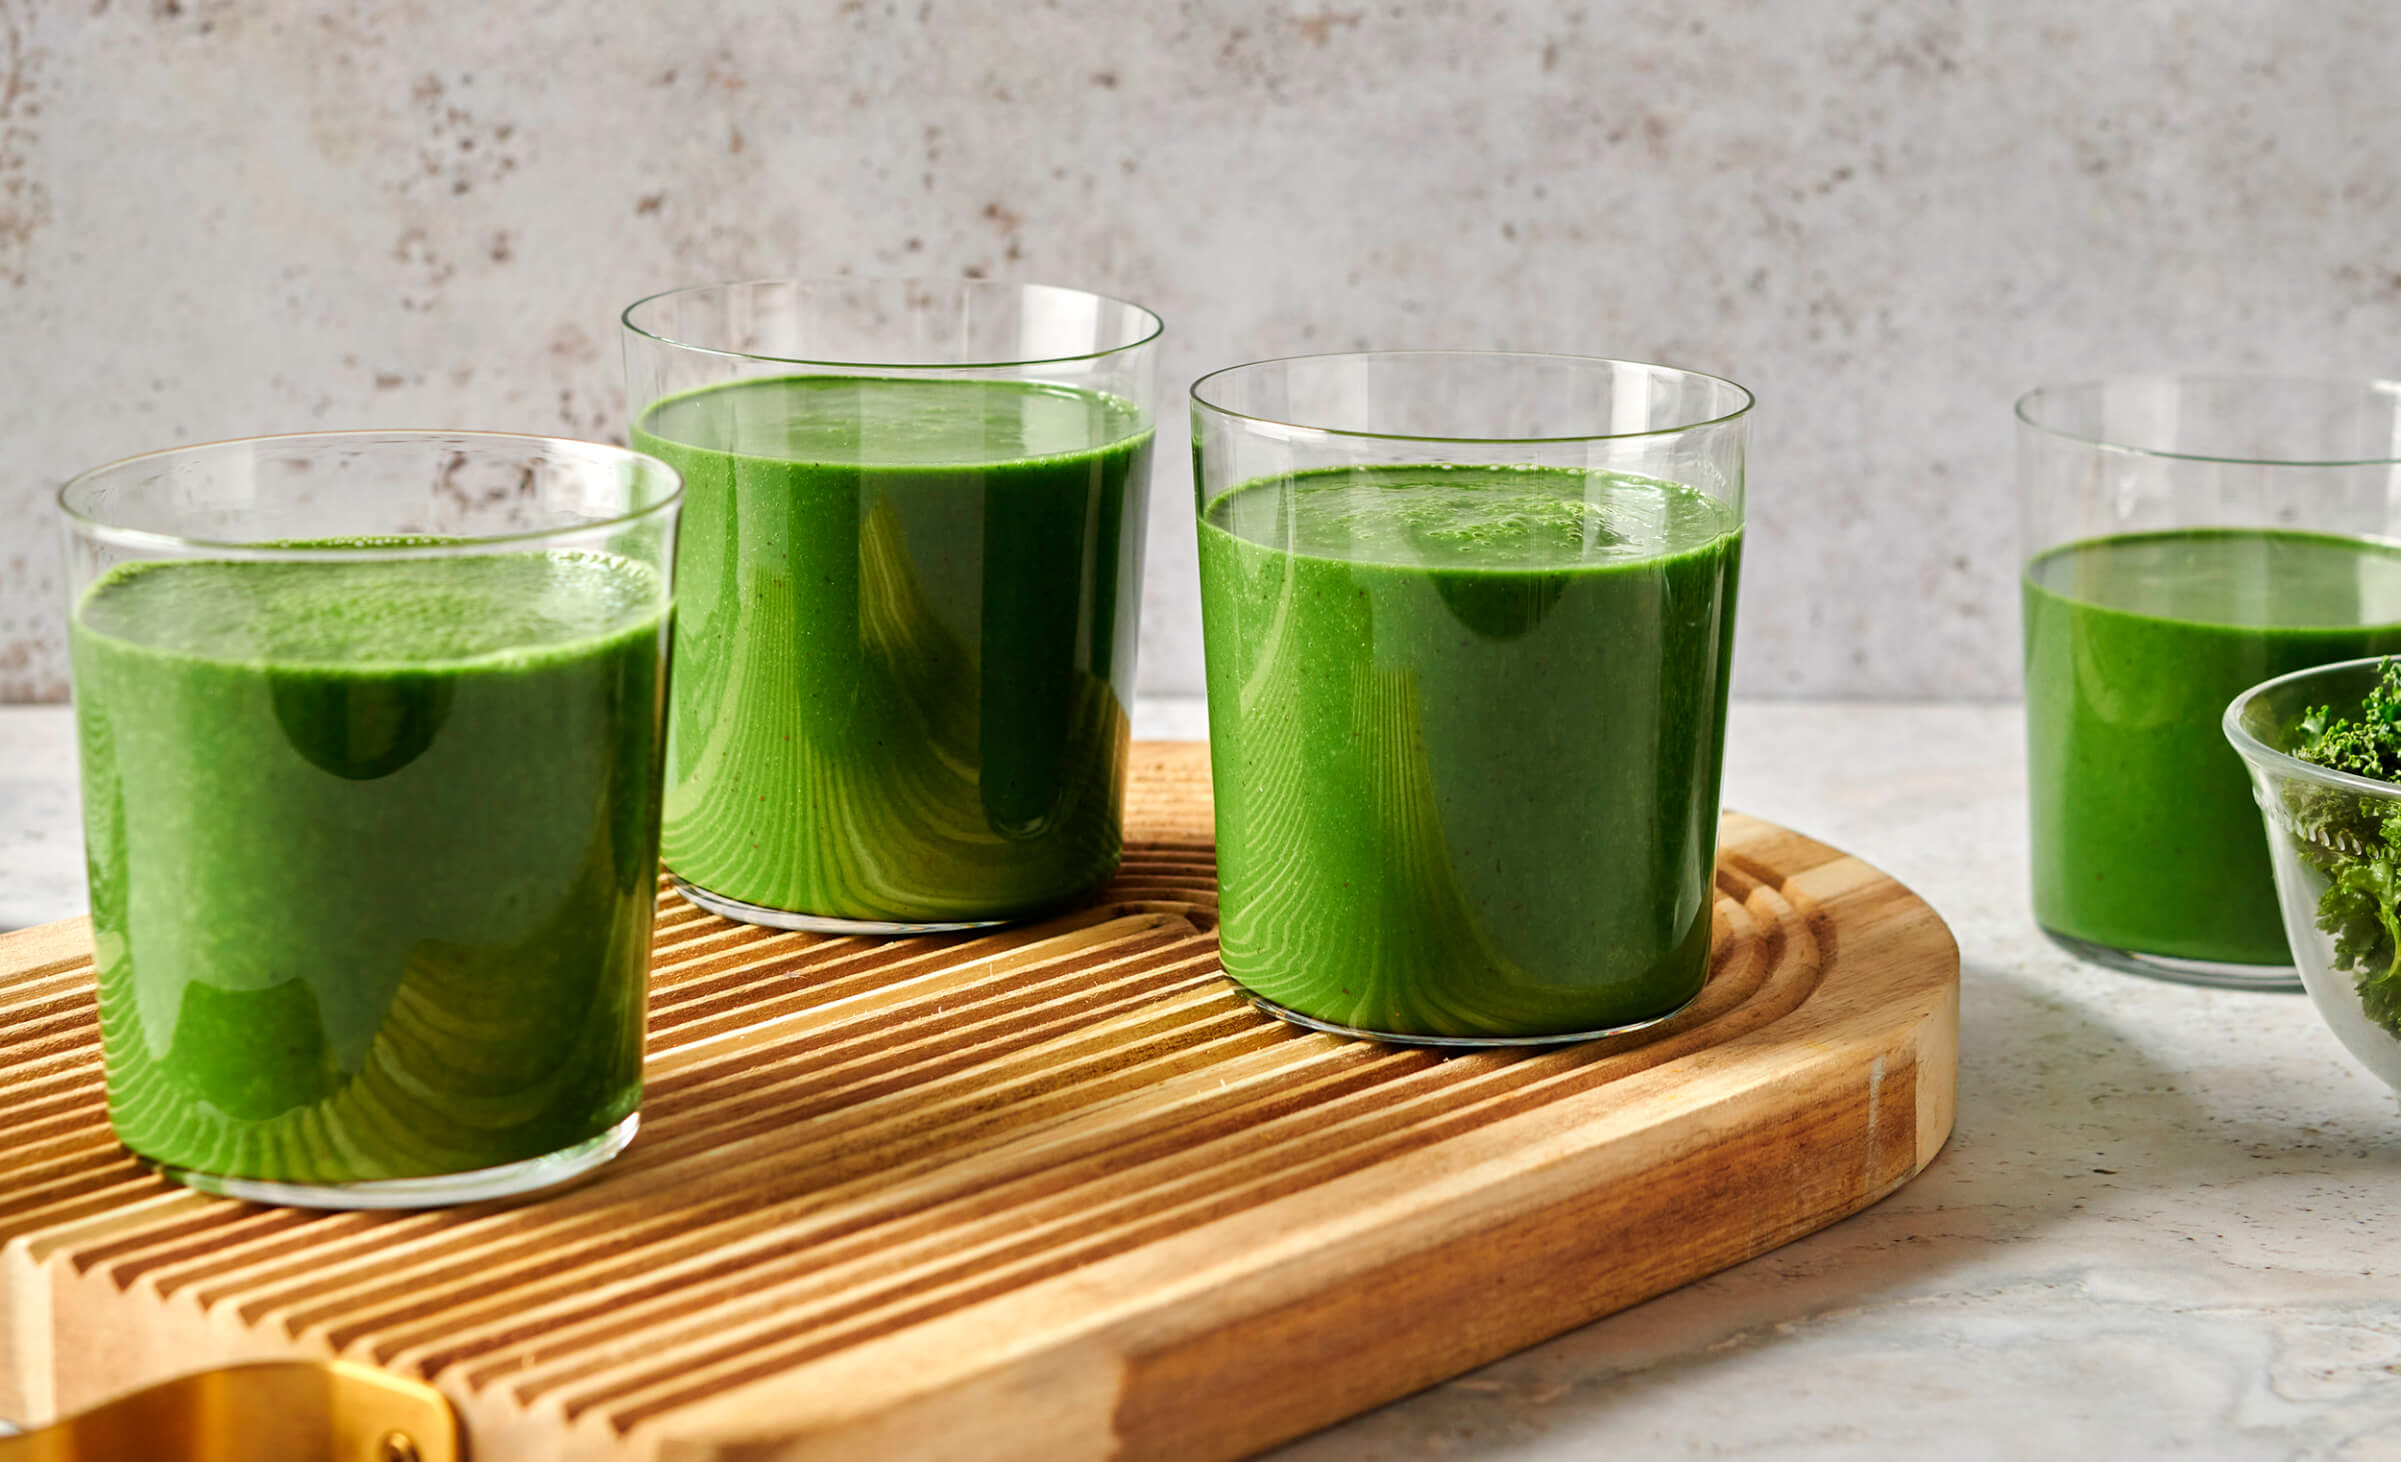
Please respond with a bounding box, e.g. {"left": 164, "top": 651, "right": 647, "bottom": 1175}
{"left": 0, "top": 742, "right": 1958, "bottom": 1460}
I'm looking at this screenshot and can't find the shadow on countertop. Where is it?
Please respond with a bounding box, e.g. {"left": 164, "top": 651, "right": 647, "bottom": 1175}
{"left": 1267, "top": 949, "right": 2401, "bottom": 1458}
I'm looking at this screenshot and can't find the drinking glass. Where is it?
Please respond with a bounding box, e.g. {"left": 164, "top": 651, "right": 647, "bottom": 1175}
{"left": 1191, "top": 351, "right": 1750, "bottom": 1045}
{"left": 622, "top": 279, "right": 1162, "bottom": 933}
{"left": 60, "top": 432, "right": 681, "bottom": 1208}
{"left": 2019, "top": 376, "right": 2401, "bottom": 990}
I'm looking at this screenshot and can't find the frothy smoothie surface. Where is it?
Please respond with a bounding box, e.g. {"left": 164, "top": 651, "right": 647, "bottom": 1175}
{"left": 77, "top": 549, "right": 665, "bottom": 664}
{"left": 72, "top": 548, "right": 670, "bottom": 1184}
{"left": 2025, "top": 528, "right": 2401, "bottom": 627}
{"left": 640, "top": 371, "right": 1146, "bottom": 467}
{"left": 1199, "top": 464, "right": 1742, "bottom": 1041}
{"left": 1208, "top": 461, "right": 1735, "bottom": 567}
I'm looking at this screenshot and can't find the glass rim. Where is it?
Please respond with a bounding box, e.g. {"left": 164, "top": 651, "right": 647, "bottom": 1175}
{"left": 2015, "top": 374, "right": 2401, "bottom": 468}
{"left": 2223, "top": 655, "right": 2401, "bottom": 803}
{"left": 57, "top": 428, "right": 685, "bottom": 561}
{"left": 618, "top": 276, "right": 1166, "bottom": 370}
{"left": 1187, "top": 349, "right": 1755, "bottom": 446}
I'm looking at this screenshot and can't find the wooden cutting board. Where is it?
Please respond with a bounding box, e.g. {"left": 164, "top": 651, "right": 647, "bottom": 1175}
{"left": 0, "top": 741, "right": 1957, "bottom": 1461}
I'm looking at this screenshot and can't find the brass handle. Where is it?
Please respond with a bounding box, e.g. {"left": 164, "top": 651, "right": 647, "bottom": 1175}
{"left": 0, "top": 1360, "right": 458, "bottom": 1462}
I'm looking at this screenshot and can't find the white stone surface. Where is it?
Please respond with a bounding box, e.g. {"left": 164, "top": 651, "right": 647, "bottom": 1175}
{"left": 8, "top": 697, "right": 2401, "bottom": 1454}
{"left": 4, "top": 2, "right": 2399, "bottom": 702}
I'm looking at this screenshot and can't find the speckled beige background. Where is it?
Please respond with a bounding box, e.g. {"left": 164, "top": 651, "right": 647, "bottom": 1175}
{"left": 2, "top": 0, "right": 2396, "bottom": 701}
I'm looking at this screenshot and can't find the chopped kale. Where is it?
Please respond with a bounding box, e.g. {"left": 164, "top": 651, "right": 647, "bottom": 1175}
{"left": 2289, "top": 659, "right": 2401, "bottom": 1034}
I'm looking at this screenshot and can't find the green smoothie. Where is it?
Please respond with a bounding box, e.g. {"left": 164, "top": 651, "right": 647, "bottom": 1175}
{"left": 2024, "top": 528, "right": 2401, "bottom": 965}
{"left": 70, "top": 549, "right": 669, "bottom": 1184}
{"left": 633, "top": 374, "right": 1152, "bottom": 924}
{"left": 1197, "top": 463, "right": 1743, "bottom": 1040}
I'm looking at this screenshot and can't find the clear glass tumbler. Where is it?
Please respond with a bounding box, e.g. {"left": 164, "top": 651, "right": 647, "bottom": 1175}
{"left": 59, "top": 432, "right": 681, "bottom": 1208}
{"left": 1192, "top": 351, "right": 1751, "bottom": 1046}
{"left": 2019, "top": 377, "right": 2401, "bottom": 990}
{"left": 622, "top": 279, "right": 1162, "bottom": 934}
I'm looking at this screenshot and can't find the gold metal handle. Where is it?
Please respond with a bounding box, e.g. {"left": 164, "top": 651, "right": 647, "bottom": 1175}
{"left": 0, "top": 1360, "right": 459, "bottom": 1462}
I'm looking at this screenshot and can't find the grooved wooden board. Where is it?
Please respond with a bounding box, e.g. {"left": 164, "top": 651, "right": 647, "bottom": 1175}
{"left": 0, "top": 742, "right": 1957, "bottom": 1461}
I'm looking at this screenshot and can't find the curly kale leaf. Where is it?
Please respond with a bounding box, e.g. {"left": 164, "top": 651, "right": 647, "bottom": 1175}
{"left": 2289, "top": 659, "right": 2401, "bottom": 1035}
{"left": 2314, "top": 811, "right": 2401, "bottom": 1028}
{"left": 2294, "top": 660, "right": 2401, "bottom": 783}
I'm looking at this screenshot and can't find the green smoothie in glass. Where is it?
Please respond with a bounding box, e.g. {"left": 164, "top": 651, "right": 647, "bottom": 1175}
{"left": 2024, "top": 527, "right": 2401, "bottom": 966}
{"left": 71, "top": 549, "right": 670, "bottom": 1189}
{"left": 633, "top": 373, "right": 1152, "bottom": 927}
{"left": 1198, "top": 463, "right": 1743, "bottom": 1041}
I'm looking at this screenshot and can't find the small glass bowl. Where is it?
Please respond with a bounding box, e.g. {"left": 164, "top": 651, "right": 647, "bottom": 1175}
{"left": 2226, "top": 656, "right": 2401, "bottom": 1093}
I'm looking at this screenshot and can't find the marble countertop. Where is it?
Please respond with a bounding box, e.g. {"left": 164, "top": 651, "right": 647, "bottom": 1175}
{"left": 6, "top": 698, "right": 2398, "bottom": 1457}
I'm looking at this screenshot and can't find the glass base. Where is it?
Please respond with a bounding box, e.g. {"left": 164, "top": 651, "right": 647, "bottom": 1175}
{"left": 2042, "top": 927, "right": 2304, "bottom": 992}
{"left": 163, "top": 1112, "right": 639, "bottom": 1210}
{"left": 673, "top": 878, "right": 1010, "bottom": 935}
{"left": 1237, "top": 985, "right": 1699, "bottom": 1049}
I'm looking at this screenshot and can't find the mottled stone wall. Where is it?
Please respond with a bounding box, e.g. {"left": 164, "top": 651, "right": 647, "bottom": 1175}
{"left": 2, "top": 0, "right": 2395, "bottom": 700}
